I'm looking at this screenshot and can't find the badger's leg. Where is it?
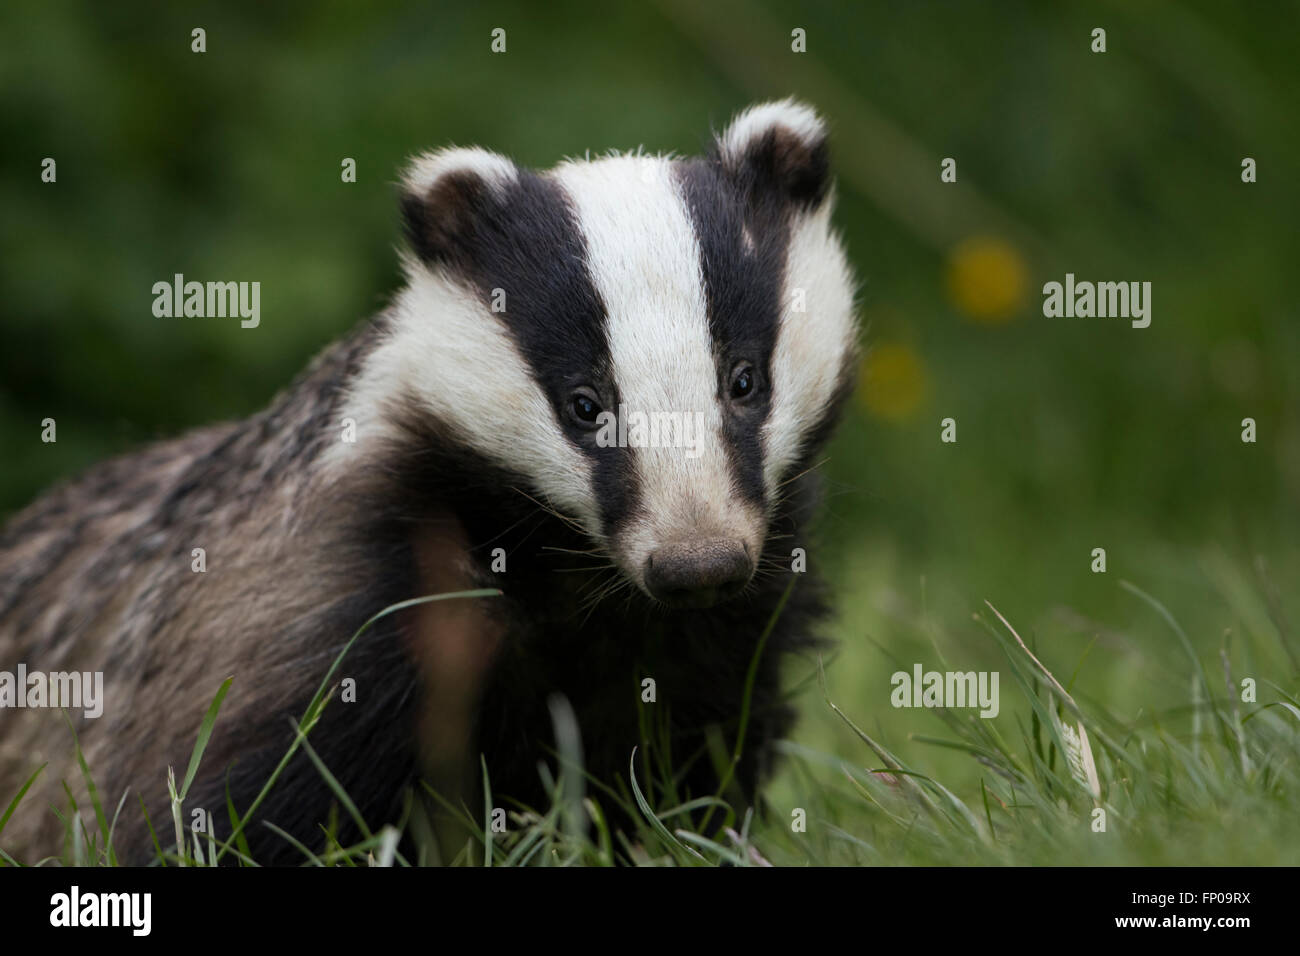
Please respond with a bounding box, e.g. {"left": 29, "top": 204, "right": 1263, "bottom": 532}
{"left": 403, "top": 513, "right": 504, "bottom": 862}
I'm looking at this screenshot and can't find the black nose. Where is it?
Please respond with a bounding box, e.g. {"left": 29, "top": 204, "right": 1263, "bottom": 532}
{"left": 644, "top": 539, "right": 753, "bottom": 608}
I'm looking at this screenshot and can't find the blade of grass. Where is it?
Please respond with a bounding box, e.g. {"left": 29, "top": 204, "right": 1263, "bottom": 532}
{"left": 179, "top": 677, "right": 233, "bottom": 800}
{"left": 62, "top": 711, "right": 115, "bottom": 865}
{"left": 0, "top": 763, "right": 45, "bottom": 839}
{"left": 629, "top": 747, "right": 705, "bottom": 863}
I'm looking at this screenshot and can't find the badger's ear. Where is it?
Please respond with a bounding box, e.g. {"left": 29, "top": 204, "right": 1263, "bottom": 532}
{"left": 715, "top": 99, "right": 831, "bottom": 209}
{"left": 399, "top": 147, "right": 518, "bottom": 266}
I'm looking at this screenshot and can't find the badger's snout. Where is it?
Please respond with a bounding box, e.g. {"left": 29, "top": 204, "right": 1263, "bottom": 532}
{"left": 644, "top": 538, "right": 753, "bottom": 608}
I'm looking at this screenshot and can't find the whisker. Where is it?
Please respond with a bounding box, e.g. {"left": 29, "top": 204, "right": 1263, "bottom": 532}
{"left": 776, "top": 456, "right": 830, "bottom": 490}
{"left": 539, "top": 544, "right": 610, "bottom": 558}
{"left": 508, "top": 486, "right": 591, "bottom": 537}
{"left": 577, "top": 569, "right": 635, "bottom": 624}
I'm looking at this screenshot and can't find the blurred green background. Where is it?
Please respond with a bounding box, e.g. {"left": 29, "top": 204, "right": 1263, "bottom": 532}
{"left": 2, "top": 0, "right": 1297, "bottom": 855}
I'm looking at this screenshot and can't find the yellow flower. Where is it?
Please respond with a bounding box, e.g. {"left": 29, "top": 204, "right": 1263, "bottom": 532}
{"left": 860, "top": 343, "right": 927, "bottom": 422}
{"left": 945, "top": 236, "right": 1028, "bottom": 324}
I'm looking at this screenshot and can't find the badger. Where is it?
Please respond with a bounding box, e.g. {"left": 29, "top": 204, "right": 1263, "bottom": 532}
{"left": 0, "top": 99, "right": 859, "bottom": 865}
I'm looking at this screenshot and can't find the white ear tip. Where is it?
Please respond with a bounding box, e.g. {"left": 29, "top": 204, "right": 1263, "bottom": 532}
{"left": 719, "top": 98, "right": 826, "bottom": 160}
{"left": 401, "top": 146, "right": 518, "bottom": 195}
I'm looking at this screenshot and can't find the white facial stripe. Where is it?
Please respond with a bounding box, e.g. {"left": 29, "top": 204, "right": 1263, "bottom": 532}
{"left": 552, "top": 156, "right": 765, "bottom": 567}
{"left": 330, "top": 264, "right": 601, "bottom": 535}
{"left": 763, "top": 203, "right": 858, "bottom": 495}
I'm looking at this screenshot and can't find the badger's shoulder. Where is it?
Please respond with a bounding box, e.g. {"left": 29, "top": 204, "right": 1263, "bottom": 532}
{"left": 0, "top": 319, "right": 386, "bottom": 654}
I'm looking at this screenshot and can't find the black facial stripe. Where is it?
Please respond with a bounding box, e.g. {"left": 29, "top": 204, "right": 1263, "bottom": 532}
{"left": 676, "top": 157, "right": 791, "bottom": 510}
{"left": 435, "top": 170, "right": 639, "bottom": 535}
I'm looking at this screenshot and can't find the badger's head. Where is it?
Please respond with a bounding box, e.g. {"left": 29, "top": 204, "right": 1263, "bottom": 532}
{"left": 363, "top": 100, "right": 857, "bottom": 609}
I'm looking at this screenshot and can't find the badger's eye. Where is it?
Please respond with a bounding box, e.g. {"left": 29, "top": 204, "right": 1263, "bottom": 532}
{"left": 729, "top": 364, "right": 757, "bottom": 401}
{"left": 569, "top": 389, "right": 603, "bottom": 426}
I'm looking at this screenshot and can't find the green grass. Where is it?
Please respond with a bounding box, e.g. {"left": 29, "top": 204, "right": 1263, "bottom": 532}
{"left": 2, "top": 567, "right": 1296, "bottom": 867}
